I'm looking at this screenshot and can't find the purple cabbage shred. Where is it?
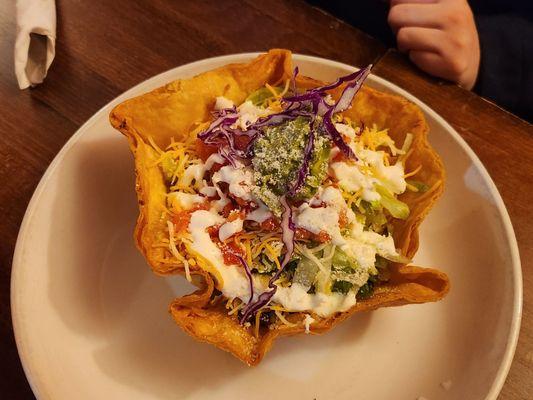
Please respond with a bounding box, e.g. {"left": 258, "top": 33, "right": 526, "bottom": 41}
{"left": 239, "top": 196, "right": 295, "bottom": 323}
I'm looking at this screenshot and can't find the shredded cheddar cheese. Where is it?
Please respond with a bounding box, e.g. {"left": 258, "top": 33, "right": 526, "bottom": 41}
{"left": 404, "top": 164, "right": 422, "bottom": 178}
{"left": 145, "top": 79, "right": 429, "bottom": 334}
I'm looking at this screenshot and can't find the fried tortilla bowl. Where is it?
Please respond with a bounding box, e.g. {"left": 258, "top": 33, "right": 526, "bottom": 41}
{"left": 109, "top": 49, "right": 449, "bottom": 366}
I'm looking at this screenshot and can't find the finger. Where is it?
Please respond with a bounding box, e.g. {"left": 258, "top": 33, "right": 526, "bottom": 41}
{"left": 388, "top": 4, "right": 443, "bottom": 33}
{"left": 408, "top": 50, "right": 461, "bottom": 82}
{"left": 390, "top": 0, "right": 438, "bottom": 6}
{"left": 396, "top": 27, "right": 445, "bottom": 53}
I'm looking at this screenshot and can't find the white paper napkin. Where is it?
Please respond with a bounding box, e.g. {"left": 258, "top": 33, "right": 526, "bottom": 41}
{"left": 14, "top": 0, "right": 56, "bottom": 89}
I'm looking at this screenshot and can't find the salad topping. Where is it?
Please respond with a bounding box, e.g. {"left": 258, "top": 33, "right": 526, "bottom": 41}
{"left": 156, "top": 67, "right": 422, "bottom": 328}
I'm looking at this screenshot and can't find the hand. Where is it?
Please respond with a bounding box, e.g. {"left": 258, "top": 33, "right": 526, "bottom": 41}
{"left": 388, "top": 0, "right": 480, "bottom": 90}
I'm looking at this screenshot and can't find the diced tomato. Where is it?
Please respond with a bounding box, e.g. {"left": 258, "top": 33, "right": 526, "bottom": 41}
{"left": 195, "top": 138, "right": 218, "bottom": 161}
{"left": 338, "top": 210, "right": 349, "bottom": 228}
{"left": 295, "top": 228, "right": 331, "bottom": 243}
{"left": 295, "top": 228, "right": 311, "bottom": 240}
{"left": 233, "top": 135, "right": 252, "bottom": 152}
{"left": 260, "top": 217, "right": 280, "bottom": 232}
{"left": 204, "top": 225, "right": 243, "bottom": 264}
{"left": 195, "top": 135, "right": 251, "bottom": 163}
{"left": 194, "top": 201, "right": 209, "bottom": 211}
{"left": 221, "top": 202, "right": 237, "bottom": 218}
{"left": 210, "top": 163, "right": 223, "bottom": 172}
{"left": 332, "top": 152, "right": 347, "bottom": 163}
{"left": 231, "top": 195, "right": 249, "bottom": 206}
{"left": 220, "top": 241, "right": 245, "bottom": 265}
{"left": 227, "top": 209, "right": 246, "bottom": 222}
{"left": 172, "top": 211, "right": 192, "bottom": 234}
{"left": 171, "top": 202, "right": 209, "bottom": 233}
{"left": 207, "top": 225, "right": 220, "bottom": 238}
{"left": 315, "top": 231, "right": 331, "bottom": 243}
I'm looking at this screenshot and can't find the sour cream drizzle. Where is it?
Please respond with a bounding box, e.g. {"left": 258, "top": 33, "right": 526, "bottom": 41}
{"left": 178, "top": 117, "right": 407, "bottom": 316}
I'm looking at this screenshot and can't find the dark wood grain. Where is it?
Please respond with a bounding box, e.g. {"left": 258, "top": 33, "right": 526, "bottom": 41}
{"left": 0, "top": 1, "right": 530, "bottom": 399}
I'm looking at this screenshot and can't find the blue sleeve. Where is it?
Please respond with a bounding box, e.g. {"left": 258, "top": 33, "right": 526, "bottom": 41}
{"left": 474, "top": 14, "right": 533, "bottom": 121}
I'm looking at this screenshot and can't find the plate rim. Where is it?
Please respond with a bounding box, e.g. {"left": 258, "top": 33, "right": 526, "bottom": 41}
{"left": 11, "top": 52, "right": 523, "bottom": 400}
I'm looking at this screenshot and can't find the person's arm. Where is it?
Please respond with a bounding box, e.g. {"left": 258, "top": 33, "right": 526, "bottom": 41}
{"left": 388, "top": 0, "right": 480, "bottom": 90}
{"left": 474, "top": 14, "right": 533, "bottom": 121}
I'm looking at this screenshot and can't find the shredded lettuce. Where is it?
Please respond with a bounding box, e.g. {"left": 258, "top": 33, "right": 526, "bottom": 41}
{"left": 356, "top": 280, "right": 374, "bottom": 300}
{"left": 332, "top": 280, "right": 353, "bottom": 294}
{"left": 376, "top": 185, "right": 410, "bottom": 220}
{"left": 253, "top": 253, "right": 277, "bottom": 274}
{"left": 294, "top": 136, "right": 331, "bottom": 200}
{"left": 332, "top": 247, "right": 356, "bottom": 270}
{"left": 246, "top": 86, "right": 282, "bottom": 107}
{"left": 293, "top": 258, "right": 319, "bottom": 291}
{"left": 161, "top": 154, "right": 179, "bottom": 183}
{"left": 406, "top": 179, "right": 429, "bottom": 193}
{"left": 359, "top": 200, "right": 388, "bottom": 233}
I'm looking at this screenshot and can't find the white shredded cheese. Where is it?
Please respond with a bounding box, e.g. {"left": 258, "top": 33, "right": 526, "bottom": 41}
{"left": 181, "top": 163, "right": 205, "bottom": 187}
{"left": 215, "top": 96, "right": 234, "bottom": 110}
{"left": 182, "top": 259, "right": 191, "bottom": 283}
{"left": 233, "top": 100, "right": 268, "bottom": 130}
{"left": 303, "top": 313, "right": 315, "bottom": 334}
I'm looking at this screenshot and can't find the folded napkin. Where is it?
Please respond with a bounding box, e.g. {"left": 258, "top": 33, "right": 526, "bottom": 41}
{"left": 14, "top": 0, "right": 56, "bottom": 89}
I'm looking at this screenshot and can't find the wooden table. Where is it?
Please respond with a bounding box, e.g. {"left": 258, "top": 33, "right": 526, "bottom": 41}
{"left": 1, "top": 1, "right": 531, "bottom": 398}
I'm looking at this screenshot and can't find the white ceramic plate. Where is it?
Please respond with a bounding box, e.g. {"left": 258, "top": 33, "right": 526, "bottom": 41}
{"left": 12, "top": 54, "right": 522, "bottom": 400}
